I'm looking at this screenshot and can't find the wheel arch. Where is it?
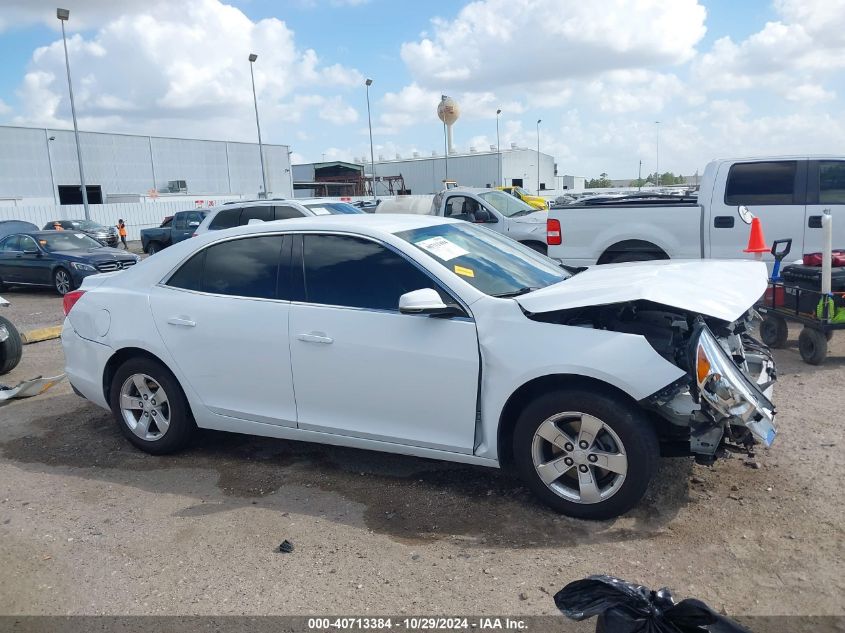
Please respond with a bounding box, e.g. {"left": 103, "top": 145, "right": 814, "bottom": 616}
{"left": 496, "top": 373, "right": 641, "bottom": 467}
{"left": 519, "top": 239, "right": 547, "bottom": 254}
{"left": 102, "top": 346, "right": 181, "bottom": 405}
{"left": 597, "top": 239, "right": 669, "bottom": 265}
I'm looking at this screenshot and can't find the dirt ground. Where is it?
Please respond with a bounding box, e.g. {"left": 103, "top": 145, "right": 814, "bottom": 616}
{"left": 0, "top": 290, "right": 842, "bottom": 620}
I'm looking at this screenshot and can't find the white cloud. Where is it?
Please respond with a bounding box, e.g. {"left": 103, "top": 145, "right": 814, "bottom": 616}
{"left": 0, "top": 99, "right": 10, "bottom": 115}
{"left": 11, "top": 0, "right": 362, "bottom": 140}
{"left": 400, "top": 0, "right": 706, "bottom": 90}
{"left": 0, "top": 0, "right": 152, "bottom": 32}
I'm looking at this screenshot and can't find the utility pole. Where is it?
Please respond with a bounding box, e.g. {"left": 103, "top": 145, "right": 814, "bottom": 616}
{"left": 443, "top": 120, "right": 449, "bottom": 183}
{"left": 496, "top": 108, "right": 502, "bottom": 187}
{"left": 638, "top": 159, "right": 642, "bottom": 191}
{"left": 536, "top": 119, "right": 542, "bottom": 194}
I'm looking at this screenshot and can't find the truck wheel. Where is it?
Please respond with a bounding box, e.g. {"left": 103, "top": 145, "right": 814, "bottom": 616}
{"left": 798, "top": 327, "right": 827, "bottom": 365}
{"left": 512, "top": 388, "right": 659, "bottom": 520}
{"left": 145, "top": 242, "right": 161, "bottom": 255}
{"left": 0, "top": 316, "right": 23, "bottom": 375}
{"left": 109, "top": 357, "right": 195, "bottom": 455}
{"left": 760, "top": 315, "right": 788, "bottom": 348}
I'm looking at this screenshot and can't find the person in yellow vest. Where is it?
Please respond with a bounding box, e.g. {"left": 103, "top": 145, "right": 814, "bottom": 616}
{"left": 117, "top": 219, "right": 128, "bottom": 249}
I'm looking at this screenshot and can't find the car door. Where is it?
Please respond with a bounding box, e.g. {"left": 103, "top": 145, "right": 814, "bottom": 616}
{"left": 172, "top": 211, "right": 205, "bottom": 243}
{"left": 803, "top": 160, "right": 845, "bottom": 256}
{"left": 148, "top": 233, "right": 298, "bottom": 427}
{"left": 707, "top": 160, "right": 807, "bottom": 261}
{"left": 17, "top": 235, "right": 53, "bottom": 285}
{"left": 0, "top": 236, "right": 21, "bottom": 283}
{"left": 288, "top": 233, "right": 480, "bottom": 453}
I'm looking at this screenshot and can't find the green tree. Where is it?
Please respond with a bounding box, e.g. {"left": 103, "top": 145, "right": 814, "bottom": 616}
{"left": 586, "top": 172, "right": 612, "bottom": 188}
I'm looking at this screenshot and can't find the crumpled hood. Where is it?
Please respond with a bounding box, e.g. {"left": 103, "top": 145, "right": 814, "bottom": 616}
{"left": 517, "top": 259, "right": 768, "bottom": 323}
{"left": 510, "top": 210, "right": 548, "bottom": 224}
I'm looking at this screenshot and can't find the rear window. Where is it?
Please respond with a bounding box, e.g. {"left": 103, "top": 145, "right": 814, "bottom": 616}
{"left": 725, "top": 161, "right": 798, "bottom": 205}
{"left": 819, "top": 161, "right": 845, "bottom": 204}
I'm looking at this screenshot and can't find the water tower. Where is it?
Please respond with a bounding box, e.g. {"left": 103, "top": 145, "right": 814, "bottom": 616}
{"left": 437, "top": 95, "right": 460, "bottom": 155}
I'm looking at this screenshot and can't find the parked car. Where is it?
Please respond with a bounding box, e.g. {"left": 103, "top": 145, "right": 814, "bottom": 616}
{"left": 61, "top": 215, "right": 776, "bottom": 519}
{"left": 496, "top": 185, "right": 549, "bottom": 209}
{"left": 0, "top": 230, "right": 139, "bottom": 295}
{"left": 140, "top": 210, "right": 208, "bottom": 255}
{"left": 546, "top": 156, "right": 845, "bottom": 266}
{"left": 377, "top": 187, "right": 549, "bottom": 254}
{"left": 43, "top": 219, "right": 119, "bottom": 247}
{"left": 193, "top": 198, "right": 363, "bottom": 235}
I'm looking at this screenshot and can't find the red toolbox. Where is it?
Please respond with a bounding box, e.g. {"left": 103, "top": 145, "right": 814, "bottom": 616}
{"left": 802, "top": 250, "right": 845, "bottom": 266}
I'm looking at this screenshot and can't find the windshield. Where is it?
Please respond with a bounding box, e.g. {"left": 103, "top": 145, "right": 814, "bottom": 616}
{"left": 395, "top": 223, "right": 568, "bottom": 297}
{"left": 67, "top": 220, "right": 105, "bottom": 231}
{"left": 477, "top": 190, "right": 535, "bottom": 217}
{"left": 514, "top": 187, "right": 531, "bottom": 197}
{"left": 305, "top": 202, "right": 364, "bottom": 215}
{"left": 39, "top": 232, "right": 104, "bottom": 252}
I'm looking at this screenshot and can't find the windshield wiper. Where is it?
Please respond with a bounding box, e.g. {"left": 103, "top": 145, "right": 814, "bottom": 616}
{"left": 493, "top": 286, "right": 538, "bottom": 298}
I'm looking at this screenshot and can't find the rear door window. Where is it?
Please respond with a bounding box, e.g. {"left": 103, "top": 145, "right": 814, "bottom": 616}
{"left": 819, "top": 161, "right": 845, "bottom": 204}
{"left": 274, "top": 205, "right": 305, "bottom": 220}
{"left": 208, "top": 207, "right": 242, "bottom": 230}
{"left": 0, "top": 236, "right": 20, "bottom": 252}
{"left": 240, "top": 206, "right": 274, "bottom": 224}
{"left": 725, "top": 161, "right": 799, "bottom": 205}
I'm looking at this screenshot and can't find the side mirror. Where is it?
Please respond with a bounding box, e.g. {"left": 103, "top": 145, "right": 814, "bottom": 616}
{"left": 399, "top": 288, "right": 457, "bottom": 316}
{"left": 738, "top": 205, "right": 754, "bottom": 225}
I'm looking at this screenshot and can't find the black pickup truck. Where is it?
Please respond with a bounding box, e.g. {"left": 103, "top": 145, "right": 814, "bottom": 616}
{"left": 140, "top": 209, "right": 207, "bottom": 255}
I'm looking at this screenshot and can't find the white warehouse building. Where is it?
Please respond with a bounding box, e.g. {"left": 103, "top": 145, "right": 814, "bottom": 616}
{"left": 0, "top": 125, "right": 293, "bottom": 207}
{"left": 364, "top": 146, "right": 556, "bottom": 196}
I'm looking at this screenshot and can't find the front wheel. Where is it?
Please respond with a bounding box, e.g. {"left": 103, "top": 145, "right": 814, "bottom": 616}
{"left": 109, "top": 357, "right": 195, "bottom": 454}
{"left": 513, "top": 388, "right": 659, "bottom": 520}
{"left": 53, "top": 267, "right": 73, "bottom": 296}
{"left": 145, "top": 242, "right": 160, "bottom": 255}
{"left": 798, "top": 327, "right": 827, "bottom": 365}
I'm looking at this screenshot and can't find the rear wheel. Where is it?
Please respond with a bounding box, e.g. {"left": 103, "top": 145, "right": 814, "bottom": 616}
{"left": 53, "top": 267, "right": 73, "bottom": 296}
{"left": 109, "top": 357, "right": 195, "bottom": 454}
{"left": 513, "top": 388, "right": 659, "bottom": 520}
{"left": 0, "top": 316, "right": 23, "bottom": 375}
{"left": 760, "top": 315, "right": 789, "bottom": 348}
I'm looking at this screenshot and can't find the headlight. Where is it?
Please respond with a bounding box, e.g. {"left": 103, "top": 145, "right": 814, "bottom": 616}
{"left": 70, "top": 262, "right": 96, "bottom": 272}
{"left": 691, "top": 323, "right": 776, "bottom": 446}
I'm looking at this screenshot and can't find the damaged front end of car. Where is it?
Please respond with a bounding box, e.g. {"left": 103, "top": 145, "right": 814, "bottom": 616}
{"left": 643, "top": 309, "right": 777, "bottom": 463}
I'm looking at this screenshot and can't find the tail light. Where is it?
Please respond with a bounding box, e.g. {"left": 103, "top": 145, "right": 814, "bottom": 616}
{"left": 547, "top": 218, "right": 562, "bottom": 246}
{"left": 63, "top": 290, "right": 86, "bottom": 316}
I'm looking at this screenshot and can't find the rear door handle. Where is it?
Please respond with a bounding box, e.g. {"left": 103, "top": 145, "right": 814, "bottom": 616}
{"left": 167, "top": 316, "right": 196, "bottom": 327}
{"left": 713, "top": 216, "right": 735, "bottom": 228}
{"left": 297, "top": 332, "right": 333, "bottom": 344}
{"left": 808, "top": 215, "right": 822, "bottom": 228}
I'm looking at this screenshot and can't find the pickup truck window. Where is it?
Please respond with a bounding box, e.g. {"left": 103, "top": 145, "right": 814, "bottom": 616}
{"left": 396, "top": 223, "right": 567, "bottom": 297}
{"left": 725, "top": 161, "right": 798, "bottom": 206}
{"left": 477, "top": 190, "right": 534, "bottom": 217}
{"left": 820, "top": 161, "right": 845, "bottom": 204}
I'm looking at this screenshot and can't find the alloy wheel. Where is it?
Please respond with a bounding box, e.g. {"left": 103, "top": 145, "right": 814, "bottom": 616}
{"left": 54, "top": 269, "right": 71, "bottom": 295}
{"left": 531, "top": 411, "right": 627, "bottom": 504}
{"left": 119, "top": 373, "right": 171, "bottom": 441}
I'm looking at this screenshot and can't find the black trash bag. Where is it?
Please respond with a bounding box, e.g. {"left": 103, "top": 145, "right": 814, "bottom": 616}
{"left": 554, "top": 575, "right": 752, "bottom": 633}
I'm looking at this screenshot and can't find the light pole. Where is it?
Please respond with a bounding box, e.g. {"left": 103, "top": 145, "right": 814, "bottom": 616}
{"left": 365, "top": 78, "right": 376, "bottom": 200}
{"left": 57, "top": 8, "right": 89, "bottom": 219}
{"left": 248, "top": 53, "right": 268, "bottom": 199}
{"left": 655, "top": 120, "right": 660, "bottom": 187}
{"left": 496, "top": 108, "right": 502, "bottom": 187}
{"left": 536, "top": 119, "right": 542, "bottom": 194}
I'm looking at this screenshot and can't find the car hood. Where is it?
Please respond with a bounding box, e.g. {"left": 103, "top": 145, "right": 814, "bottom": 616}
{"left": 516, "top": 259, "right": 768, "bottom": 323}
{"left": 51, "top": 248, "right": 136, "bottom": 263}
{"left": 509, "top": 210, "right": 548, "bottom": 224}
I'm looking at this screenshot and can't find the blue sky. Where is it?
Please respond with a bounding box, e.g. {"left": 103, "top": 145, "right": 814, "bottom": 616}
{"left": 1, "top": 0, "right": 843, "bottom": 179}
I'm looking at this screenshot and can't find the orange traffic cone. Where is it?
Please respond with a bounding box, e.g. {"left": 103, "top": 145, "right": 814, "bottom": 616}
{"left": 743, "top": 217, "right": 769, "bottom": 253}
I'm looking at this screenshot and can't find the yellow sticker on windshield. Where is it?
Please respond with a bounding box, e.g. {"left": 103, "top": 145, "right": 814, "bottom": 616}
{"left": 454, "top": 265, "right": 475, "bottom": 278}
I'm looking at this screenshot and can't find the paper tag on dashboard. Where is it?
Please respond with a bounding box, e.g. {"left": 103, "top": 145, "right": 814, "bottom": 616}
{"left": 415, "top": 236, "right": 468, "bottom": 261}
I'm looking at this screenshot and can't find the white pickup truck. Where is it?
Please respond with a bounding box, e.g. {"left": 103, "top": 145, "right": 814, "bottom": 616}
{"left": 377, "top": 187, "right": 549, "bottom": 253}
{"left": 547, "top": 156, "right": 845, "bottom": 265}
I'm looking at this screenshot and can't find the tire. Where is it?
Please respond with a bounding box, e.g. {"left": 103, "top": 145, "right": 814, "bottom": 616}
{"left": 53, "top": 267, "right": 74, "bottom": 296}
{"left": 0, "top": 315, "right": 23, "bottom": 375}
{"left": 522, "top": 241, "right": 548, "bottom": 256}
{"left": 109, "top": 357, "right": 195, "bottom": 454}
{"left": 798, "top": 327, "right": 827, "bottom": 365}
{"left": 607, "top": 251, "right": 662, "bottom": 264}
{"left": 825, "top": 330, "right": 834, "bottom": 342}
{"left": 145, "top": 242, "right": 160, "bottom": 255}
{"left": 512, "top": 388, "right": 659, "bottom": 520}
{"left": 760, "top": 315, "right": 789, "bottom": 348}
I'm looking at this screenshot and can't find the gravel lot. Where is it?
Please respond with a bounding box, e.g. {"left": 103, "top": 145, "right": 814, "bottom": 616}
{"left": 0, "top": 290, "right": 842, "bottom": 619}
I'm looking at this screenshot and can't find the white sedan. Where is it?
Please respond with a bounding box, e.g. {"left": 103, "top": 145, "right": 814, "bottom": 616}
{"left": 62, "top": 215, "right": 777, "bottom": 519}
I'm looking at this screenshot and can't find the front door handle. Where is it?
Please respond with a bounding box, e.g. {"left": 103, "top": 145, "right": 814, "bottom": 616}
{"left": 713, "top": 216, "right": 735, "bottom": 228}
{"left": 297, "top": 332, "right": 333, "bottom": 344}
{"left": 808, "top": 215, "right": 822, "bottom": 228}
{"left": 167, "top": 316, "right": 196, "bottom": 327}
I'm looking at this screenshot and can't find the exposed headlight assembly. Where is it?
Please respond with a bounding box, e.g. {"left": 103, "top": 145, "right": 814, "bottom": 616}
{"left": 691, "top": 322, "right": 777, "bottom": 447}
